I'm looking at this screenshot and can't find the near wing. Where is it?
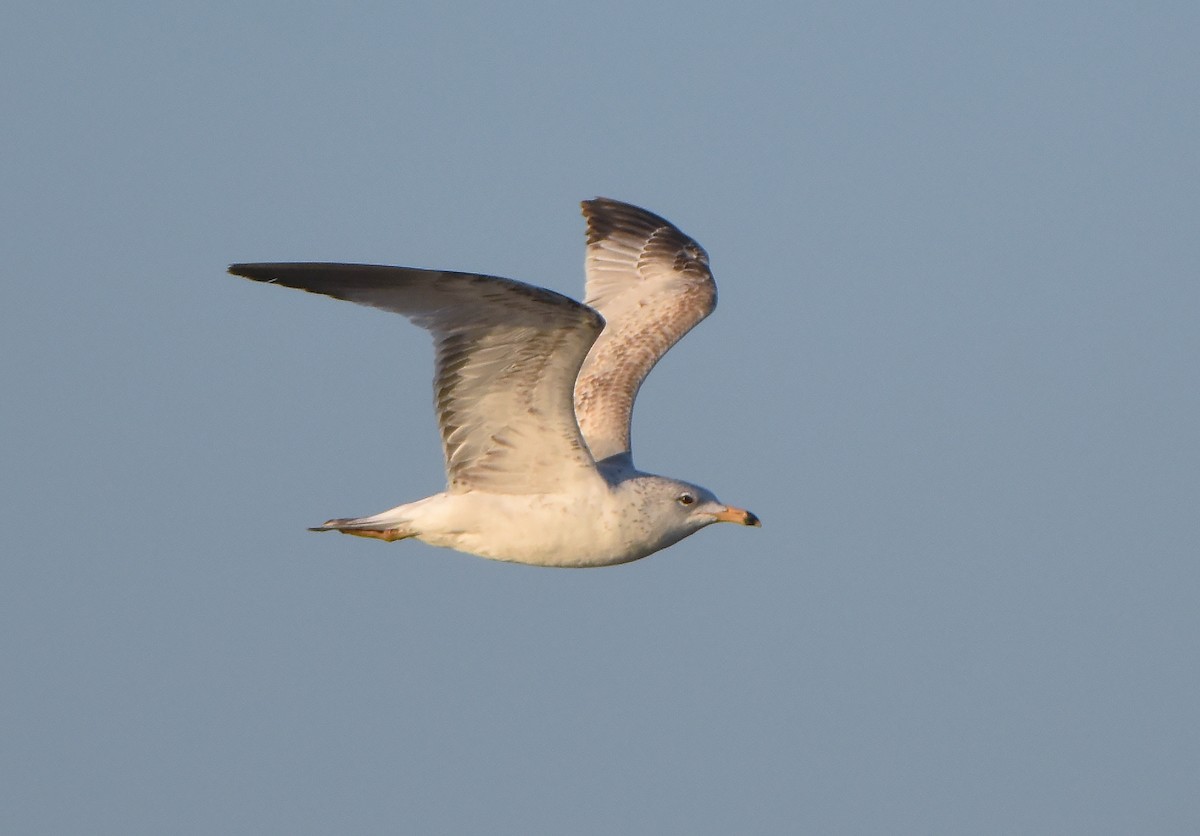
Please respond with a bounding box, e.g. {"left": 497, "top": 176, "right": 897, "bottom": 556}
{"left": 229, "top": 263, "right": 605, "bottom": 494}
{"left": 573, "top": 199, "right": 718, "bottom": 462}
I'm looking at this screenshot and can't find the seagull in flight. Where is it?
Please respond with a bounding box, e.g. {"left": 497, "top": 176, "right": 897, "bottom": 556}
{"left": 230, "top": 198, "right": 759, "bottom": 567}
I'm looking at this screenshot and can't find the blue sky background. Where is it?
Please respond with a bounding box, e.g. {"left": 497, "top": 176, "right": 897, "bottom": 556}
{"left": 3, "top": 2, "right": 1198, "bottom": 833}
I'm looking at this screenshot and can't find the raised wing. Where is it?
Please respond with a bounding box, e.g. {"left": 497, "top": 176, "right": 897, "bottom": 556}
{"left": 572, "top": 199, "right": 717, "bottom": 462}
{"left": 229, "top": 263, "right": 605, "bottom": 494}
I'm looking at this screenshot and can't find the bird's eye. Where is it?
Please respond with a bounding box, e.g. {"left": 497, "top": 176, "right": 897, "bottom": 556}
{"left": 677, "top": 492, "right": 696, "bottom": 506}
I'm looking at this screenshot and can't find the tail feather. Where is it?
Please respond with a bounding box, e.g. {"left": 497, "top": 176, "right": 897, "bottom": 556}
{"left": 309, "top": 516, "right": 416, "bottom": 542}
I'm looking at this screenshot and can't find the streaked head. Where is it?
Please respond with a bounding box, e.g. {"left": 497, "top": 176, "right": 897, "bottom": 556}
{"left": 627, "top": 476, "right": 760, "bottom": 552}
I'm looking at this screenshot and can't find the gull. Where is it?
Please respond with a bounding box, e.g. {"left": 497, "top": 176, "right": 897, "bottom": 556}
{"left": 230, "top": 198, "right": 759, "bottom": 567}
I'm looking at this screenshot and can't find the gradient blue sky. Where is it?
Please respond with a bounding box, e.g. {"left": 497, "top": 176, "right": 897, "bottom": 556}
{"left": 3, "top": 2, "right": 1198, "bottom": 833}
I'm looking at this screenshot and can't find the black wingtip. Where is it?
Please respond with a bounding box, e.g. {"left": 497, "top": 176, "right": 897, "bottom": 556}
{"left": 580, "top": 198, "right": 684, "bottom": 248}
{"left": 228, "top": 263, "right": 273, "bottom": 282}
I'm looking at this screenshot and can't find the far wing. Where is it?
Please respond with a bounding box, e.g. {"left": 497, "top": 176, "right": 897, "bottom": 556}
{"left": 230, "top": 263, "right": 605, "bottom": 494}
{"left": 572, "top": 199, "right": 717, "bottom": 462}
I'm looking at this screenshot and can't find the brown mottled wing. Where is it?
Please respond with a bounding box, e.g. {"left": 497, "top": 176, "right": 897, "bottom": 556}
{"left": 229, "top": 263, "right": 605, "bottom": 494}
{"left": 573, "top": 199, "right": 717, "bottom": 461}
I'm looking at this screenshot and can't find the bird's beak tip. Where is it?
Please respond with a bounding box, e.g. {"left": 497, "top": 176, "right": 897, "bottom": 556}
{"left": 714, "top": 506, "right": 761, "bottom": 527}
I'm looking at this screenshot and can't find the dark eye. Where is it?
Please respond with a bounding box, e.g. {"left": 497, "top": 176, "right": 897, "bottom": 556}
{"left": 676, "top": 492, "right": 696, "bottom": 506}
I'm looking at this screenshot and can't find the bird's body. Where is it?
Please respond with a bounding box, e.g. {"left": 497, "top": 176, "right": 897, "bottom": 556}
{"left": 230, "top": 198, "right": 758, "bottom": 567}
{"left": 322, "top": 456, "right": 731, "bottom": 567}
